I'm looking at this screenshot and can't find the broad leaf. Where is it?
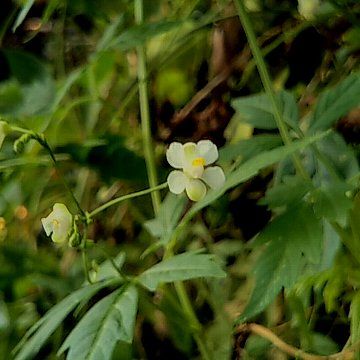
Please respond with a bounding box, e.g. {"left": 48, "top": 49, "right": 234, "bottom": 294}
{"left": 1, "top": 50, "right": 55, "bottom": 117}
{"left": 231, "top": 91, "right": 299, "bottom": 129}
{"left": 350, "top": 291, "right": 360, "bottom": 347}
{"left": 58, "top": 285, "right": 138, "bottom": 360}
{"left": 310, "top": 73, "right": 360, "bottom": 131}
{"left": 138, "top": 252, "right": 226, "bottom": 291}
{"left": 235, "top": 204, "right": 322, "bottom": 324}
{"left": 14, "top": 282, "right": 111, "bottom": 360}
{"left": 259, "top": 176, "right": 312, "bottom": 209}
{"left": 313, "top": 182, "right": 353, "bottom": 226}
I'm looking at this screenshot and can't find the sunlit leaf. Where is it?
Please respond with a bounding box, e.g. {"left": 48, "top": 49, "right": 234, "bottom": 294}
{"left": 58, "top": 285, "right": 138, "bottom": 360}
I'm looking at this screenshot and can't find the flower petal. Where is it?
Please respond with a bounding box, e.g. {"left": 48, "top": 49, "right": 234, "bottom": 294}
{"left": 196, "top": 140, "right": 218, "bottom": 165}
{"left": 183, "top": 142, "right": 197, "bottom": 163}
{"left": 53, "top": 203, "right": 72, "bottom": 229}
{"left": 185, "top": 179, "right": 207, "bottom": 201}
{"left": 167, "top": 170, "right": 187, "bottom": 194}
{"left": 41, "top": 215, "right": 54, "bottom": 236}
{"left": 201, "top": 166, "right": 225, "bottom": 189}
{"left": 166, "top": 142, "right": 184, "bottom": 169}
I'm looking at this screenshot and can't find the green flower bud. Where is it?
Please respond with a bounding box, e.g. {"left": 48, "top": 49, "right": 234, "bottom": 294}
{"left": 13, "top": 134, "right": 32, "bottom": 154}
{"left": 0, "top": 121, "right": 11, "bottom": 149}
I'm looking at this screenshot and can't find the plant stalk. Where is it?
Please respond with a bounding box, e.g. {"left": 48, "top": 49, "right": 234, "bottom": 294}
{"left": 234, "top": 0, "right": 308, "bottom": 179}
{"left": 134, "top": 0, "right": 161, "bottom": 215}
{"left": 89, "top": 183, "right": 168, "bottom": 218}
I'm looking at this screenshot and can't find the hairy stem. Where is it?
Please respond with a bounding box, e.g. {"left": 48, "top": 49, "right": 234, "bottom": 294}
{"left": 134, "top": 0, "right": 161, "bottom": 215}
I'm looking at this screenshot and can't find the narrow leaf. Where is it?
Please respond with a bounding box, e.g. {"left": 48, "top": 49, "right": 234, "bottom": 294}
{"left": 12, "top": 0, "right": 35, "bottom": 32}
{"left": 14, "top": 282, "right": 110, "bottom": 360}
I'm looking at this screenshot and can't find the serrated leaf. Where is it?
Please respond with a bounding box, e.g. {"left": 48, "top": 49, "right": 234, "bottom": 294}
{"left": 259, "top": 176, "right": 312, "bottom": 209}
{"left": 310, "top": 73, "right": 360, "bottom": 131}
{"left": 185, "top": 130, "right": 331, "bottom": 221}
{"left": 231, "top": 91, "right": 299, "bottom": 129}
{"left": 138, "top": 252, "right": 226, "bottom": 291}
{"left": 235, "top": 204, "right": 322, "bottom": 324}
{"left": 58, "top": 285, "right": 138, "bottom": 360}
{"left": 14, "top": 282, "right": 111, "bottom": 360}
{"left": 313, "top": 182, "right": 353, "bottom": 225}
{"left": 110, "top": 21, "right": 184, "bottom": 51}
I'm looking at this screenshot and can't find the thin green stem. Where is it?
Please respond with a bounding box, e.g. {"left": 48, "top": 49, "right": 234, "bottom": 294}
{"left": 40, "top": 137, "right": 85, "bottom": 216}
{"left": 88, "top": 183, "right": 168, "bottom": 218}
{"left": 234, "top": 0, "right": 308, "bottom": 180}
{"left": 134, "top": 0, "right": 161, "bottom": 215}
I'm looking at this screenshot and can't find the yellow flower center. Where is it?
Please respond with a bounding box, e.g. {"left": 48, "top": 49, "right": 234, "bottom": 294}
{"left": 192, "top": 157, "right": 205, "bottom": 167}
{"left": 52, "top": 219, "right": 60, "bottom": 228}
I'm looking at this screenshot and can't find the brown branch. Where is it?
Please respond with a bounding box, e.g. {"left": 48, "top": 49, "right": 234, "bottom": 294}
{"left": 237, "top": 323, "right": 356, "bottom": 360}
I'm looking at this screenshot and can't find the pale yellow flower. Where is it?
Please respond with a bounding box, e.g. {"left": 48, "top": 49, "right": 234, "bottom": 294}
{"left": 41, "top": 203, "right": 73, "bottom": 244}
{"left": 166, "top": 140, "right": 225, "bottom": 201}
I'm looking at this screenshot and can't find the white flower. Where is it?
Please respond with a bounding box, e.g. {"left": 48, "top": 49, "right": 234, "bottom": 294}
{"left": 166, "top": 140, "right": 225, "bottom": 201}
{"left": 41, "top": 203, "right": 73, "bottom": 244}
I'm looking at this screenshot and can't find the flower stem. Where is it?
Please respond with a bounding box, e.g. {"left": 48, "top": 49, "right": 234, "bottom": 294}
{"left": 234, "top": 0, "right": 308, "bottom": 180}
{"left": 88, "top": 183, "right": 168, "bottom": 218}
{"left": 134, "top": 0, "right": 161, "bottom": 215}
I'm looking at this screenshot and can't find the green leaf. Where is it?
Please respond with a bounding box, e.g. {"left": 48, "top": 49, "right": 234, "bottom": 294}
{"left": 14, "top": 282, "right": 111, "bottom": 360}
{"left": 138, "top": 252, "right": 226, "bottom": 291}
{"left": 96, "top": 15, "right": 125, "bottom": 52}
{"left": 310, "top": 73, "right": 360, "bottom": 131}
{"left": 111, "top": 21, "right": 184, "bottom": 51}
{"left": 259, "top": 176, "right": 312, "bottom": 209}
{"left": 58, "top": 285, "right": 138, "bottom": 360}
{"left": 235, "top": 204, "right": 322, "bottom": 324}
{"left": 144, "top": 193, "right": 187, "bottom": 243}
{"left": 1, "top": 50, "right": 55, "bottom": 117}
{"left": 219, "top": 135, "right": 282, "bottom": 164}
{"left": 231, "top": 91, "right": 299, "bottom": 129}
{"left": 185, "top": 130, "right": 331, "bottom": 220}
{"left": 12, "top": 0, "right": 35, "bottom": 32}
{"left": 313, "top": 182, "right": 354, "bottom": 225}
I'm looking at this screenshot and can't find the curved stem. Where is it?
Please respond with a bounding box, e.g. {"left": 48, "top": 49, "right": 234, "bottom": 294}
{"left": 234, "top": 0, "right": 309, "bottom": 180}
{"left": 237, "top": 323, "right": 358, "bottom": 359}
{"left": 134, "top": 0, "right": 161, "bottom": 215}
{"left": 88, "top": 183, "right": 168, "bottom": 218}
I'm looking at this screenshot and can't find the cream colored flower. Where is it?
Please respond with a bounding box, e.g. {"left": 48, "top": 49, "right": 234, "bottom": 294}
{"left": 166, "top": 140, "right": 225, "bottom": 201}
{"left": 41, "top": 203, "right": 73, "bottom": 244}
